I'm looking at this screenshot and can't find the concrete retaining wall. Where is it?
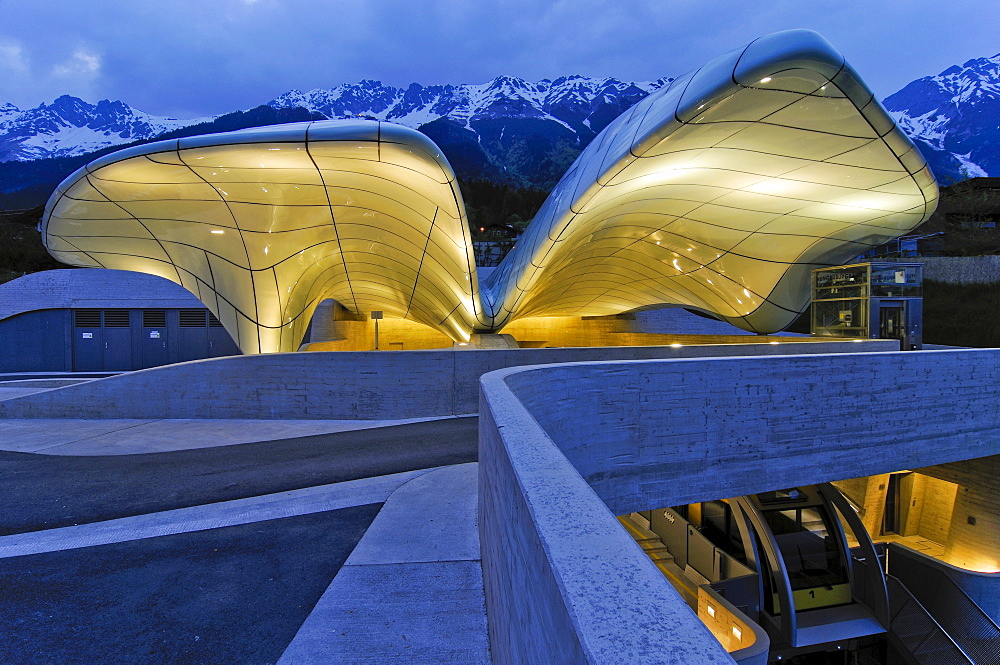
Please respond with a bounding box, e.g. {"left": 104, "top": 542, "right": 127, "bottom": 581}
{"left": 477, "top": 348, "right": 1000, "bottom": 664}
{"left": 0, "top": 340, "right": 894, "bottom": 420}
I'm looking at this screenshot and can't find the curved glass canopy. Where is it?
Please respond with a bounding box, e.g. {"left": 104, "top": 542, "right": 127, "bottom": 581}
{"left": 43, "top": 122, "right": 483, "bottom": 353}
{"left": 483, "top": 29, "right": 938, "bottom": 332}
{"left": 43, "top": 30, "right": 937, "bottom": 352}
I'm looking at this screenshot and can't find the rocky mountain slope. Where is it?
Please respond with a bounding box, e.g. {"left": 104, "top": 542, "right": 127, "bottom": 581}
{"left": 884, "top": 52, "right": 1000, "bottom": 183}
{"left": 0, "top": 95, "right": 208, "bottom": 162}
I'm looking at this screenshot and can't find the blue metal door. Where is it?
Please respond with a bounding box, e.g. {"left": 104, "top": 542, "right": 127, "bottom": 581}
{"left": 73, "top": 309, "right": 103, "bottom": 371}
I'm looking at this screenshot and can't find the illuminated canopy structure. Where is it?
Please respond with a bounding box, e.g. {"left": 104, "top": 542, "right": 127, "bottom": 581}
{"left": 43, "top": 122, "right": 484, "bottom": 353}
{"left": 44, "top": 30, "right": 938, "bottom": 353}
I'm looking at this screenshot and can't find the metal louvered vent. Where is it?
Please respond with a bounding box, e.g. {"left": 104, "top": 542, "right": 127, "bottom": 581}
{"left": 74, "top": 309, "right": 101, "bottom": 327}
{"left": 179, "top": 309, "right": 207, "bottom": 327}
{"left": 208, "top": 313, "right": 224, "bottom": 327}
{"left": 103, "top": 309, "right": 131, "bottom": 327}
{"left": 142, "top": 310, "right": 167, "bottom": 327}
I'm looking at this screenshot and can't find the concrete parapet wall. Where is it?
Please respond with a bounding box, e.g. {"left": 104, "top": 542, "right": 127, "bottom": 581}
{"left": 0, "top": 340, "right": 894, "bottom": 420}
{"left": 477, "top": 348, "right": 1000, "bottom": 663}
{"left": 478, "top": 371, "right": 736, "bottom": 665}
{"left": 887, "top": 542, "right": 1000, "bottom": 626}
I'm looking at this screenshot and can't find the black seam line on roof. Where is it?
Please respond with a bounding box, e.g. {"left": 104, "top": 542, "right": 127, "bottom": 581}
{"left": 325, "top": 267, "right": 453, "bottom": 310}
{"left": 625, "top": 144, "right": 911, "bottom": 176}
{"left": 546, "top": 246, "right": 800, "bottom": 314}
{"left": 54, "top": 229, "right": 462, "bottom": 313}
{"left": 66, "top": 197, "right": 461, "bottom": 251}
{"left": 678, "top": 83, "right": 830, "bottom": 152}
{"left": 583, "top": 180, "right": 921, "bottom": 237}
{"left": 328, "top": 217, "right": 472, "bottom": 276}
{"left": 273, "top": 265, "right": 289, "bottom": 350}
{"left": 48, "top": 237, "right": 107, "bottom": 270}
{"left": 405, "top": 206, "right": 439, "bottom": 320}
{"left": 445, "top": 164, "right": 484, "bottom": 325}
{"left": 183, "top": 267, "right": 228, "bottom": 337}
{"left": 70, "top": 196, "right": 468, "bottom": 254}
{"left": 546, "top": 115, "right": 910, "bottom": 262}
{"left": 289, "top": 268, "right": 354, "bottom": 329}
{"left": 178, "top": 147, "right": 262, "bottom": 352}
{"left": 590, "top": 192, "right": 925, "bottom": 235}
{"left": 80, "top": 173, "right": 185, "bottom": 287}
{"left": 87, "top": 168, "right": 454, "bottom": 213}
{"left": 844, "top": 92, "right": 936, "bottom": 221}
{"left": 621, "top": 70, "right": 688, "bottom": 158}
{"left": 562, "top": 209, "right": 896, "bottom": 247}
{"left": 438, "top": 301, "right": 464, "bottom": 329}
{"left": 136, "top": 139, "right": 453, "bottom": 205}
{"left": 182, "top": 212, "right": 470, "bottom": 279}
{"left": 588, "top": 218, "right": 887, "bottom": 271}
{"left": 202, "top": 248, "right": 223, "bottom": 335}
{"left": 307, "top": 123, "right": 356, "bottom": 313}
{"left": 42, "top": 188, "right": 72, "bottom": 249}
{"left": 600, "top": 161, "right": 919, "bottom": 205}
{"left": 61, "top": 216, "right": 337, "bottom": 236}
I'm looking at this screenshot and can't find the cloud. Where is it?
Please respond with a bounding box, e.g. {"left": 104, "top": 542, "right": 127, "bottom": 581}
{"left": 0, "top": 40, "right": 27, "bottom": 73}
{"left": 52, "top": 49, "right": 101, "bottom": 77}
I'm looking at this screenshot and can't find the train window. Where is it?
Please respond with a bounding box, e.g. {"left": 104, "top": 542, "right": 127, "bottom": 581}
{"left": 761, "top": 505, "right": 851, "bottom": 613}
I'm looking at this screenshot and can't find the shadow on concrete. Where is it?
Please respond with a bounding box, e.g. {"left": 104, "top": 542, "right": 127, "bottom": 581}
{"left": 0, "top": 417, "right": 477, "bottom": 534}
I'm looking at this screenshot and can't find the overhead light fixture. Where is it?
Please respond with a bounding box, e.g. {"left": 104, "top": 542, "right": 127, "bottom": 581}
{"left": 759, "top": 77, "right": 772, "bottom": 83}
{"left": 210, "top": 229, "right": 224, "bottom": 235}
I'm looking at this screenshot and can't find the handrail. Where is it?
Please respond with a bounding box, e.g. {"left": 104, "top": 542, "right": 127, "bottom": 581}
{"left": 885, "top": 574, "right": 974, "bottom": 665}
{"left": 887, "top": 544, "right": 1000, "bottom": 665}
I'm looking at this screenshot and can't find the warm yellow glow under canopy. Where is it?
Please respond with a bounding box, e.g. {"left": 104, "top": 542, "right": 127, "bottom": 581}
{"left": 44, "top": 122, "right": 484, "bottom": 352}
{"left": 43, "top": 30, "right": 937, "bottom": 352}
{"left": 482, "top": 29, "right": 938, "bottom": 332}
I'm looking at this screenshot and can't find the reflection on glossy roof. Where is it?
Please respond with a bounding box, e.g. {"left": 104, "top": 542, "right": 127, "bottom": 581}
{"left": 43, "top": 29, "right": 937, "bottom": 353}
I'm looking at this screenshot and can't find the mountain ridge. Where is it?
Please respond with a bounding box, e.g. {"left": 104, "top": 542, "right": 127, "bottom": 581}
{"left": 884, "top": 52, "right": 1000, "bottom": 182}
{"left": 3, "top": 55, "right": 1000, "bottom": 209}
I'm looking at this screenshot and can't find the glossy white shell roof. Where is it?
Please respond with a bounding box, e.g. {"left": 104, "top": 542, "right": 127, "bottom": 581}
{"left": 44, "top": 30, "right": 937, "bottom": 352}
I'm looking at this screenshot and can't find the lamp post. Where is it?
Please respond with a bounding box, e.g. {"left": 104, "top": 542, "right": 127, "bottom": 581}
{"left": 370, "top": 311, "right": 383, "bottom": 350}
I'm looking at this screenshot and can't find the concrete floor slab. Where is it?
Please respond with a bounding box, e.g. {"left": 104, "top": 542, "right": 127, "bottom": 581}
{"left": 346, "top": 463, "right": 479, "bottom": 565}
{"left": 0, "top": 416, "right": 466, "bottom": 455}
{"left": 277, "top": 561, "right": 490, "bottom": 665}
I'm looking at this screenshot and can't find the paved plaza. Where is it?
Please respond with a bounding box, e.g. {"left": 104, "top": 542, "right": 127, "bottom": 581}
{"left": 0, "top": 415, "right": 490, "bottom": 664}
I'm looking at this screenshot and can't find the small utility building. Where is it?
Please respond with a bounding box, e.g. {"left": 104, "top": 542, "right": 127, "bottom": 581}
{"left": 0, "top": 269, "right": 240, "bottom": 372}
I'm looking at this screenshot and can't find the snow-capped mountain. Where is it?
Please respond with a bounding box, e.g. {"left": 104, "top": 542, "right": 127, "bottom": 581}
{"left": 884, "top": 53, "right": 1000, "bottom": 183}
{"left": 0, "top": 95, "right": 210, "bottom": 162}
{"left": 0, "top": 76, "right": 663, "bottom": 167}
{"left": 6, "top": 53, "right": 1000, "bottom": 208}
{"left": 267, "top": 75, "right": 666, "bottom": 185}
{"left": 268, "top": 75, "right": 665, "bottom": 131}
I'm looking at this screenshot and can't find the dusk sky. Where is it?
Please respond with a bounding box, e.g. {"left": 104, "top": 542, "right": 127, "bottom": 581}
{"left": 2, "top": 0, "right": 998, "bottom": 119}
